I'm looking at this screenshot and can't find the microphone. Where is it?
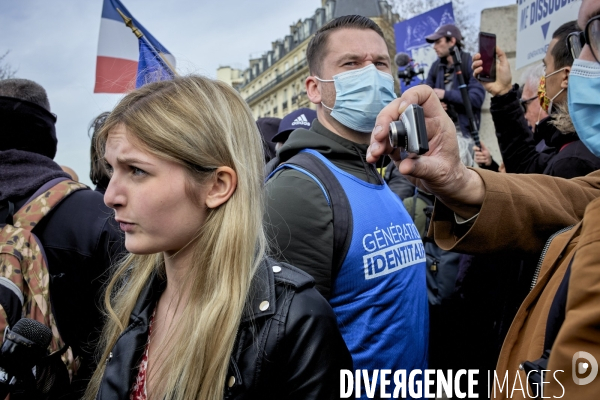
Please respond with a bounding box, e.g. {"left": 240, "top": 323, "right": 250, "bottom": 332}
{"left": 0, "top": 318, "right": 52, "bottom": 397}
{"left": 395, "top": 52, "right": 412, "bottom": 67}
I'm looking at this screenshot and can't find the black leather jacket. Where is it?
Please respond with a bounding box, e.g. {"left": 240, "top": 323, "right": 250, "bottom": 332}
{"left": 96, "top": 258, "right": 352, "bottom": 399}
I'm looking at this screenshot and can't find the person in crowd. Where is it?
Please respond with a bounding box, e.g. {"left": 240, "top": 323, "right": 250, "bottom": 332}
{"left": 265, "top": 15, "right": 428, "bottom": 394}
{"left": 89, "top": 111, "right": 111, "bottom": 193}
{"left": 0, "top": 79, "right": 125, "bottom": 397}
{"left": 474, "top": 64, "right": 551, "bottom": 167}
{"left": 425, "top": 24, "right": 486, "bottom": 166}
{"left": 473, "top": 141, "right": 500, "bottom": 171}
{"left": 256, "top": 116, "right": 280, "bottom": 163}
{"left": 264, "top": 108, "right": 316, "bottom": 172}
{"left": 519, "top": 63, "right": 549, "bottom": 148}
{"left": 83, "top": 75, "right": 351, "bottom": 400}
{"left": 475, "top": 21, "right": 600, "bottom": 178}
{"left": 272, "top": 107, "right": 316, "bottom": 152}
{"left": 367, "top": 1, "right": 600, "bottom": 396}
{"left": 450, "top": 28, "right": 589, "bottom": 388}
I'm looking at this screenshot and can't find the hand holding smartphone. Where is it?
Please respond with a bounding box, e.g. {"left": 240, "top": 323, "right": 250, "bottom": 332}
{"left": 477, "top": 32, "right": 496, "bottom": 82}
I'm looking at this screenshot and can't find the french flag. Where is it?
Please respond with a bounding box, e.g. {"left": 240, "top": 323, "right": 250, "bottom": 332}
{"left": 94, "top": 0, "right": 176, "bottom": 93}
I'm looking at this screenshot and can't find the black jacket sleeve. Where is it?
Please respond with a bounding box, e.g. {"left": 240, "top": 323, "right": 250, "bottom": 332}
{"left": 265, "top": 169, "right": 334, "bottom": 298}
{"left": 425, "top": 59, "right": 439, "bottom": 89}
{"left": 443, "top": 54, "right": 486, "bottom": 113}
{"left": 545, "top": 141, "right": 600, "bottom": 179}
{"left": 279, "top": 285, "right": 353, "bottom": 399}
{"left": 490, "top": 85, "right": 554, "bottom": 174}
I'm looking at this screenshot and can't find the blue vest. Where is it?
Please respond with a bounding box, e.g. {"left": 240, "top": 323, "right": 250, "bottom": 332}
{"left": 270, "top": 149, "right": 429, "bottom": 397}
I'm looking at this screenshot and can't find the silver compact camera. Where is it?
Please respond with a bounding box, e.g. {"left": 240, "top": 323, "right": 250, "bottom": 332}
{"left": 389, "top": 104, "right": 428, "bottom": 155}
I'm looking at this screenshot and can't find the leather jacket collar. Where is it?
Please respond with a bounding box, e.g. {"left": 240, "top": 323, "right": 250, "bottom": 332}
{"left": 97, "top": 259, "right": 314, "bottom": 399}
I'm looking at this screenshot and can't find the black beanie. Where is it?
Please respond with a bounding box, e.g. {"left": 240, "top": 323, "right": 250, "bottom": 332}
{"left": 0, "top": 96, "right": 58, "bottom": 159}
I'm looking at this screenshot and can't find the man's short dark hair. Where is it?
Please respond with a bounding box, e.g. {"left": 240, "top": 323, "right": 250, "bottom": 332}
{"left": 551, "top": 21, "right": 578, "bottom": 69}
{"left": 0, "top": 79, "right": 51, "bottom": 111}
{"left": 306, "top": 15, "right": 385, "bottom": 75}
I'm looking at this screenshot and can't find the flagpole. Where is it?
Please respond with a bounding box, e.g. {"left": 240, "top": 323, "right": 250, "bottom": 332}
{"left": 116, "top": 8, "right": 179, "bottom": 76}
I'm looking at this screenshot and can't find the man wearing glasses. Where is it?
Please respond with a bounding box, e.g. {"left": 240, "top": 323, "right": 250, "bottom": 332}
{"left": 367, "top": 0, "right": 600, "bottom": 397}
{"left": 518, "top": 63, "right": 548, "bottom": 142}
{"left": 475, "top": 21, "right": 600, "bottom": 178}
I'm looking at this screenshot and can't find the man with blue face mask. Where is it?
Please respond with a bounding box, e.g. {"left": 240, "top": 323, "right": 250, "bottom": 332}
{"left": 265, "top": 15, "right": 428, "bottom": 398}
{"left": 367, "top": 1, "right": 600, "bottom": 397}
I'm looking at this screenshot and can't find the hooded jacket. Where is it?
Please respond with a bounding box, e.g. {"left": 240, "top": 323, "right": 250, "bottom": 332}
{"left": 491, "top": 85, "right": 600, "bottom": 178}
{"left": 0, "top": 99, "right": 125, "bottom": 397}
{"left": 265, "top": 119, "right": 382, "bottom": 299}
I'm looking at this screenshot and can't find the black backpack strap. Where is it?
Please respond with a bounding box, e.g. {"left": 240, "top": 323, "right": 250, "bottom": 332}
{"left": 266, "top": 152, "right": 353, "bottom": 280}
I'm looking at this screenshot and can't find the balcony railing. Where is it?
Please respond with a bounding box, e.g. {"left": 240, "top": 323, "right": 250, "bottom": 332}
{"left": 245, "top": 58, "right": 308, "bottom": 104}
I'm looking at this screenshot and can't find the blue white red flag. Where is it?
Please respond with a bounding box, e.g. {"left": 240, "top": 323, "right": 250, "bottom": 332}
{"left": 94, "top": 0, "right": 176, "bottom": 93}
{"left": 136, "top": 37, "right": 175, "bottom": 88}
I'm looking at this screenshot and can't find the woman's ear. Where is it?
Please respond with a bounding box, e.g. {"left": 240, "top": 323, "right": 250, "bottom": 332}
{"left": 205, "top": 166, "right": 237, "bottom": 209}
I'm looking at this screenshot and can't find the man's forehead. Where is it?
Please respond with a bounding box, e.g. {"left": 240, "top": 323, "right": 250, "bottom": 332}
{"left": 326, "top": 28, "right": 388, "bottom": 55}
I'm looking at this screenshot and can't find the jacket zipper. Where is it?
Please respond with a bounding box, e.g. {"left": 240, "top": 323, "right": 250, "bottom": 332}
{"left": 530, "top": 225, "right": 575, "bottom": 291}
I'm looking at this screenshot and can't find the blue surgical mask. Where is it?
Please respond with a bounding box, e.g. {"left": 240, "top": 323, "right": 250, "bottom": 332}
{"left": 568, "top": 59, "right": 600, "bottom": 157}
{"left": 316, "top": 64, "right": 396, "bottom": 133}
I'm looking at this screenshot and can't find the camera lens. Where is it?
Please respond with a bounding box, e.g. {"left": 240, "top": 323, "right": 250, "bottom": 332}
{"left": 389, "top": 120, "right": 407, "bottom": 149}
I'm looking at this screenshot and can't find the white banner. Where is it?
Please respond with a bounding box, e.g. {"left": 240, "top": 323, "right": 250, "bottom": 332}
{"left": 516, "top": 0, "right": 581, "bottom": 69}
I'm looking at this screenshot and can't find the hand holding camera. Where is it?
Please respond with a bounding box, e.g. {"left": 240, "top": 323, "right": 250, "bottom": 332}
{"left": 367, "top": 85, "right": 485, "bottom": 218}
{"left": 389, "top": 104, "right": 428, "bottom": 155}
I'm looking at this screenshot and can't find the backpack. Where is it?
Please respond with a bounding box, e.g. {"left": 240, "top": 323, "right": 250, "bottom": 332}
{"left": 0, "top": 178, "right": 86, "bottom": 353}
{"left": 402, "top": 188, "right": 462, "bottom": 306}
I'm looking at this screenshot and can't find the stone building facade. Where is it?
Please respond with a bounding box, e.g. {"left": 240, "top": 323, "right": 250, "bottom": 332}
{"left": 218, "top": 0, "right": 399, "bottom": 119}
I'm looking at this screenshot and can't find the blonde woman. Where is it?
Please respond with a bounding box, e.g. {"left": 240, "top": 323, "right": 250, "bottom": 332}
{"left": 84, "top": 76, "right": 352, "bottom": 400}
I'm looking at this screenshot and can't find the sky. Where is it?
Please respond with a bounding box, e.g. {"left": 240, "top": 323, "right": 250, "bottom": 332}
{"left": 1, "top": 0, "right": 513, "bottom": 187}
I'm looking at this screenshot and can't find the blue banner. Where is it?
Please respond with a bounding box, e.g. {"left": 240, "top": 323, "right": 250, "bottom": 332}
{"left": 394, "top": 3, "right": 455, "bottom": 91}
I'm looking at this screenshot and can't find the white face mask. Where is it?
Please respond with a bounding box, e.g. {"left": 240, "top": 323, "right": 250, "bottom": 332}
{"left": 316, "top": 64, "right": 396, "bottom": 133}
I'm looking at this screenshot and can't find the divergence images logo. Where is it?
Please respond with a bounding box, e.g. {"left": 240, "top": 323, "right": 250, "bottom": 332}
{"left": 572, "top": 351, "right": 598, "bottom": 385}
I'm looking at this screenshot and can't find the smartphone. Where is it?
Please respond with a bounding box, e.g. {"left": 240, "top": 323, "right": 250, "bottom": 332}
{"left": 389, "top": 104, "right": 428, "bottom": 155}
{"left": 478, "top": 32, "right": 496, "bottom": 82}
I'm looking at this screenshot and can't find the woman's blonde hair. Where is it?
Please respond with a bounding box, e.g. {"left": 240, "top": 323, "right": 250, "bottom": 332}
{"left": 84, "top": 75, "right": 267, "bottom": 400}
